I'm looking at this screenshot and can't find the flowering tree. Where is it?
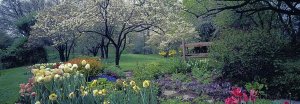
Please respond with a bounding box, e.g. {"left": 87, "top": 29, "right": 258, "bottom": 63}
{"left": 30, "top": 0, "right": 83, "bottom": 62}
{"left": 68, "top": 0, "right": 159, "bottom": 65}
{"left": 71, "top": 0, "right": 197, "bottom": 65}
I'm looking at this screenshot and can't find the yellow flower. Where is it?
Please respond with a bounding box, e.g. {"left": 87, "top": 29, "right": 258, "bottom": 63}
{"left": 81, "top": 60, "right": 87, "bottom": 65}
{"left": 81, "top": 91, "right": 88, "bottom": 96}
{"left": 130, "top": 80, "right": 136, "bottom": 86}
{"left": 93, "top": 90, "right": 99, "bottom": 96}
{"left": 63, "top": 73, "right": 70, "bottom": 78}
{"left": 133, "top": 85, "right": 140, "bottom": 92}
{"left": 36, "top": 76, "right": 44, "bottom": 83}
{"left": 31, "top": 69, "right": 39, "bottom": 75}
{"left": 122, "top": 81, "right": 128, "bottom": 87}
{"left": 43, "top": 76, "right": 52, "bottom": 82}
{"left": 90, "top": 80, "right": 97, "bottom": 87}
{"left": 49, "top": 93, "right": 57, "bottom": 101}
{"left": 35, "top": 101, "right": 41, "bottom": 104}
{"left": 85, "top": 64, "right": 91, "bottom": 70}
{"left": 143, "top": 80, "right": 151, "bottom": 88}
{"left": 45, "top": 71, "right": 51, "bottom": 76}
{"left": 40, "top": 65, "right": 46, "bottom": 70}
{"left": 63, "top": 66, "right": 72, "bottom": 73}
{"left": 72, "top": 64, "right": 78, "bottom": 70}
{"left": 54, "top": 74, "right": 61, "bottom": 81}
{"left": 101, "top": 89, "right": 107, "bottom": 95}
{"left": 103, "top": 100, "right": 110, "bottom": 104}
{"left": 68, "top": 92, "right": 75, "bottom": 98}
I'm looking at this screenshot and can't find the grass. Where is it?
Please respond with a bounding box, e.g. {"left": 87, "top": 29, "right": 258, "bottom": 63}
{"left": 0, "top": 66, "right": 31, "bottom": 104}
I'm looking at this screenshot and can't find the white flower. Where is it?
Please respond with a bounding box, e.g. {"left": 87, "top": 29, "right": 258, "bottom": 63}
{"left": 81, "top": 60, "right": 87, "bottom": 65}
{"left": 54, "top": 74, "right": 61, "bottom": 80}
{"left": 85, "top": 64, "right": 91, "bottom": 70}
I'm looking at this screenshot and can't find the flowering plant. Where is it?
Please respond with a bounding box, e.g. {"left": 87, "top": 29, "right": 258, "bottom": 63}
{"left": 225, "top": 87, "right": 258, "bottom": 104}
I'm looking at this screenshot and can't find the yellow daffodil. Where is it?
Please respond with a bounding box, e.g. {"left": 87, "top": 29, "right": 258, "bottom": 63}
{"left": 93, "top": 90, "right": 99, "bottom": 96}
{"left": 68, "top": 92, "right": 75, "bottom": 98}
{"left": 85, "top": 64, "right": 91, "bottom": 70}
{"left": 101, "top": 89, "right": 107, "bottom": 95}
{"left": 35, "top": 101, "right": 41, "bottom": 104}
{"left": 81, "top": 91, "right": 88, "bottom": 96}
{"left": 103, "top": 100, "right": 110, "bottom": 104}
{"left": 130, "top": 80, "right": 136, "bottom": 86}
{"left": 143, "top": 80, "right": 151, "bottom": 88}
{"left": 90, "top": 80, "right": 97, "bottom": 87}
{"left": 49, "top": 93, "right": 57, "bottom": 101}
{"left": 81, "top": 60, "right": 87, "bottom": 65}
{"left": 122, "top": 81, "right": 128, "bottom": 87}
{"left": 133, "top": 85, "right": 140, "bottom": 92}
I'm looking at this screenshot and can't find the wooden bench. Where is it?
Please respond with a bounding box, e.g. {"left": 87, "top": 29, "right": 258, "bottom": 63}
{"left": 180, "top": 40, "right": 212, "bottom": 60}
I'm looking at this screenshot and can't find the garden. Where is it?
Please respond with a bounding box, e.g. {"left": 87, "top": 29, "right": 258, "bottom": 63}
{"left": 0, "top": 0, "right": 300, "bottom": 104}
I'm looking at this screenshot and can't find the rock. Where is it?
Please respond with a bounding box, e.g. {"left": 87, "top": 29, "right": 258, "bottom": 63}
{"left": 163, "top": 90, "right": 178, "bottom": 96}
{"left": 182, "top": 94, "right": 195, "bottom": 101}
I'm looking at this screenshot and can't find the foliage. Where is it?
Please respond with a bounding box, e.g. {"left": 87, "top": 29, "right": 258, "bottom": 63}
{"left": 0, "top": 32, "right": 13, "bottom": 49}
{"left": 189, "top": 60, "right": 212, "bottom": 84}
{"left": 67, "top": 57, "right": 103, "bottom": 76}
{"left": 209, "top": 28, "right": 287, "bottom": 84}
{"left": 170, "top": 73, "right": 190, "bottom": 82}
{"left": 160, "top": 98, "right": 190, "bottom": 104}
{"left": 1, "top": 37, "right": 47, "bottom": 69}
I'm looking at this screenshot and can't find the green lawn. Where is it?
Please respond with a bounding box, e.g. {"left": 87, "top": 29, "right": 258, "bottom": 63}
{"left": 0, "top": 67, "right": 31, "bottom": 104}
{"left": 0, "top": 53, "right": 165, "bottom": 103}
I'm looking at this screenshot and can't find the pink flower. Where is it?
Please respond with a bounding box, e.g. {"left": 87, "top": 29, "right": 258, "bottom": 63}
{"left": 231, "top": 87, "right": 243, "bottom": 97}
{"left": 31, "top": 92, "right": 36, "bottom": 96}
{"left": 243, "top": 93, "right": 249, "bottom": 102}
{"left": 250, "top": 89, "right": 258, "bottom": 102}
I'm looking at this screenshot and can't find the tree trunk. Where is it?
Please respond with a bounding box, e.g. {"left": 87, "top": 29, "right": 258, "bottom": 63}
{"left": 104, "top": 46, "right": 109, "bottom": 59}
{"left": 115, "top": 47, "right": 120, "bottom": 66}
{"left": 58, "top": 49, "right": 65, "bottom": 62}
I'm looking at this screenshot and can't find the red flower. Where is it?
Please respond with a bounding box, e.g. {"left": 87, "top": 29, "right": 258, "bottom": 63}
{"left": 243, "top": 93, "right": 249, "bottom": 102}
{"left": 225, "top": 96, "right": 239, "bottom": 104}
{"left": 231, "top": 87, "right": 243, "bottom": 97}
{"left": 284, "top": 101, "right": 289, "bottom": 104}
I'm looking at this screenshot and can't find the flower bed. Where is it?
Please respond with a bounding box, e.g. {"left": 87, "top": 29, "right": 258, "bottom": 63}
{"left": 17, "top": 60, "right": 157, "bottom": 104}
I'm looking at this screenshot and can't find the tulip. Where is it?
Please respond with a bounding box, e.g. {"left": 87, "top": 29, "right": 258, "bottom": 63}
{"left": 85, "top": 64, "right": 91, "bottom": 70}
{"left": 230, "top": 87, "right": 243, "bottom": 97}
{"left": 81, "top": 60, "right": 87, "bottom": 65}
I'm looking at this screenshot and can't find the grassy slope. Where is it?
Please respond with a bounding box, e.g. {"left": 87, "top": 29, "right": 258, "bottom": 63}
{"left": 0, "top": 67, "right": 31, "bottom": 104}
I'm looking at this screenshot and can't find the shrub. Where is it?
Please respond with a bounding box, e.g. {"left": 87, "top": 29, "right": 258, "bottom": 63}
{"left": 209, "top": 28, "right": 287, "bottom": 84}
{"left": 1, "top": 37, "right": 47, "bottom": 69}
{"left": 67, "top": 57, "right": 103, "bottom": 76}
